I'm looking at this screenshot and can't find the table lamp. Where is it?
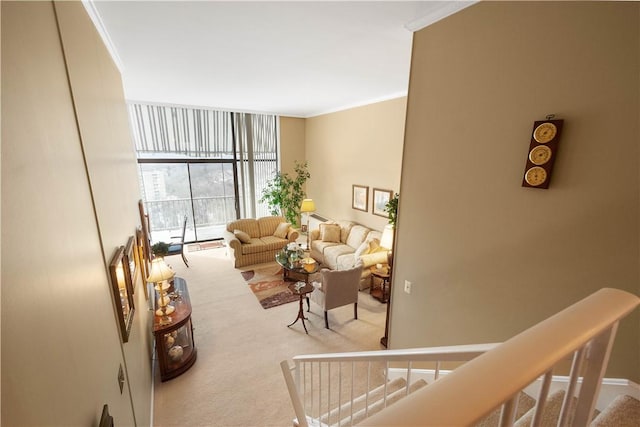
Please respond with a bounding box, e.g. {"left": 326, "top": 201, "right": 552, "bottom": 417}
{"left": 300, "top": 198, "right": 316, "bottom": 250}
{"left": 147, "top": 258, "right": 176, "bottom": 325}
{"left": 380, "top": 224, "right": 395, "bottom": 267}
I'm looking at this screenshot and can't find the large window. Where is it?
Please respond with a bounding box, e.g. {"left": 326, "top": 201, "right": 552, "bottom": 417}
{"left": 129, "top": 103, "right": 278, "bottom": 243}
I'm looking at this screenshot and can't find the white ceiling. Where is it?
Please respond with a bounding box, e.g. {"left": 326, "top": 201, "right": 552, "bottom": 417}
{"left": 88, "top": 1, "right": 473, "bottom": 117}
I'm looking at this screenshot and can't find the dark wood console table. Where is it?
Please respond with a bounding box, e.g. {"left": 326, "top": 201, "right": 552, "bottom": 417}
{"left": 153, "top": 277, "right": 197, "bottom": 381}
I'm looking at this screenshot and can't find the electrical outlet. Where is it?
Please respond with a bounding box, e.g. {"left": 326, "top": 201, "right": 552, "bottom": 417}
{"left": 404, "top": 280, "right": 412, "bottom": 294}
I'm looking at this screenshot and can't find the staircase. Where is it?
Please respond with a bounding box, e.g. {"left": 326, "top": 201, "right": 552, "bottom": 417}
{"left": 281, "top": 288, "right": 639, "bottom": 426}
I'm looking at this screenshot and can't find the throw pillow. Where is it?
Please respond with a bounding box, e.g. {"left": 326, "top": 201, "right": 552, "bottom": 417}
{"left": 321, "top": 223, "right": 341, "bottom": 243}
{"left": 359, "top": 251, "right": 388, "bottom": 268}
{"left": 368, "top": 238, "right": 381, "bottom": 253}
{"left": 273, "top": 222, "right": 291, "bottom": 239}
{"left": 234, "top": 229, "right": 251, "bottom": 243}
{"left": 354, "top": 240, "right": 370, "bottom": 259}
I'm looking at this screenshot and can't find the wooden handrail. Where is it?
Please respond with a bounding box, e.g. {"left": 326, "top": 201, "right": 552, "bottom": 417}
{"left": 359, "top": 288, "right": 639, "bottom": 426}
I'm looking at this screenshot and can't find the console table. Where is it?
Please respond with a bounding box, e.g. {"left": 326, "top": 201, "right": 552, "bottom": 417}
{"left": 153, "top": 277, "right": 197, "bottom": 381}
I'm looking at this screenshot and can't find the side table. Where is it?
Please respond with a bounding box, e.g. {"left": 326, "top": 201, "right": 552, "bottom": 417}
{"left": 370, "top": 266, "right": 390, "bottom": 303}
{"left": 287, "top": 282, "right": 314, "bottom": 334}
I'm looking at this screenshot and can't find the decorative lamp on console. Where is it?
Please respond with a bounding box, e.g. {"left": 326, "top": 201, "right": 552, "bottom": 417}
{"left": 147, "top": 258, "right": 176, "bottom": 326}
{"left": 380, "top": 224, "right": 395, "bottom": 267}
{"left": 300, "top": 198, "right": 316, "bottom": 249}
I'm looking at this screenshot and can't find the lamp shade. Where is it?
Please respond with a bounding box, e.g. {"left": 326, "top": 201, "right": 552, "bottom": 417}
{"left": 147, "top": 258, "right": 175, "bottom": 283}
{"left": 300, "top": 198, "right": 316, "bottom": 213}
{"left": 380, "top": 224, "right": 394, "bottom": 250}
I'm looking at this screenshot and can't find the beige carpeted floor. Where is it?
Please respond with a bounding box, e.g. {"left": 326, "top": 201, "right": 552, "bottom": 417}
{"left": 153, "top": 247, "right": 387, "bottom": 426}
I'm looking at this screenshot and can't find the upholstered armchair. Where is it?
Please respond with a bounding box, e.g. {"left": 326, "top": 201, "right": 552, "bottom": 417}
{"left": 310, "top": 262, "right": 363, "bottom": 329}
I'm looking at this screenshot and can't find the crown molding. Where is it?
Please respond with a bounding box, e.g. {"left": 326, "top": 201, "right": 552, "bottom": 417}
{"left": 81, "top": 0, "right": 125, "bottom": 72}
{"left": 404, "top": 1, "right": 477, "bottom": 32}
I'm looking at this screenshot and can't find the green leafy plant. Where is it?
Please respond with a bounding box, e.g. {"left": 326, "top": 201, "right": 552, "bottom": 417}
{"left": 385, "top": 193, "right": 399, "bottom": 226}
{"left": 260, "top": 161, "right": 310, "bottom": 227}
{"left": 151, "top": 241, "right": 169, "bottom": 258}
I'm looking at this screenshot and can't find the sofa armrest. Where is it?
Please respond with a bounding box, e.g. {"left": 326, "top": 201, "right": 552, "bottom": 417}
{"left": 222, "top": 230, "right": 242, "bottom": 252}
{"left": 310, "top": 229, "right": 320, "bottom": 241}
{"left": 287, "top": 228, "right": 299, "bottom": 242}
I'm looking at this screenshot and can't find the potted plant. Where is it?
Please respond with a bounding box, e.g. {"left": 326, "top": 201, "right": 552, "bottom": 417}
{"left": 384, "top": 193, "right": 399, "bottom": 226}
{"left": 151, "top": 241, "right": 169, "bottom": 258}
{"left": 260, "top": 161, "right": 310, "bottom": 227}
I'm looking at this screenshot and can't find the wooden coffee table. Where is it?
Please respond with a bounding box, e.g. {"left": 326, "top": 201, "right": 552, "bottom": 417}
{"left": 287, "top": 282, "right": 315, "bottom": 334}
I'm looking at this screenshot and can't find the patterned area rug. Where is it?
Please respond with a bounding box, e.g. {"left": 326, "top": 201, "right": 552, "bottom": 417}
{"left": 241, "top": 264, "right": 309, "bottom": 309}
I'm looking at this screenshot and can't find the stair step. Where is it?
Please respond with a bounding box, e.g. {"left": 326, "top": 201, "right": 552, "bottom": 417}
{"left": 318, "top": 376, "right": 408, "bottom": 425}
{"left": 475, "top": 392, "right": 536, "bottom": 427}
{"left": 514, "top": 389, "right": 568, "bottom": 427}
{"left": 332, "top": 379, "right": 428, "bottom": 427}
{"left": 591, "top": 394, "right": 640, "bottom": 427}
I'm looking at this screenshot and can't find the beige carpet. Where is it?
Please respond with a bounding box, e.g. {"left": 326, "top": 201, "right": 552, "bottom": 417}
{"left": 154, "top": 247, "right": 387, "bottom": 426}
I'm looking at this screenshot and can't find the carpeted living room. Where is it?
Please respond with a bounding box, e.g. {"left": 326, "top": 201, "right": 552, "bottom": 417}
{"left": 5, "top": 1, "right": 640, "bottom": 426}
{"left": 152, "top": 245, "right": 387, "bottom": 426}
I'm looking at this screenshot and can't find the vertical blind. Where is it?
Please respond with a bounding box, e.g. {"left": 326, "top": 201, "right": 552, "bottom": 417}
{"left": 128, "top": 103, "right": 278, "bottom": 219}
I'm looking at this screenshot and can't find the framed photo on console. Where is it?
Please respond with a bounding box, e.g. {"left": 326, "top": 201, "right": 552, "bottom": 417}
{"left": 352, "top": 185, "right": 368, "bottom": 212}
{"left": 372, "top": 188, "right": 393, "bottom": 218}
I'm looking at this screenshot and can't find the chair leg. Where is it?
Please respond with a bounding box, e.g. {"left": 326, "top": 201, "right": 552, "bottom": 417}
{"left": 306, "top": 296, "right": 310, "bottom": 312}
{"left": 324, "top": 311, "right": 329, "bottom": 329}
{"left": 181, "top": 251, "right": 189, "bottom": 268}
{"left": 354, "top": 302, "right": 358, "bottom": 320}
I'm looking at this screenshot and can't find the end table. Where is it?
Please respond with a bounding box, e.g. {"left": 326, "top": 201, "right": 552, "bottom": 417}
{"left": 370, "top": 266, "right": 390, "bottom": 303}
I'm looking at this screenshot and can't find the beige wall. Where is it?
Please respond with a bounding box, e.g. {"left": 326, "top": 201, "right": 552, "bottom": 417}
{"left": 305, "top": 98, "right": 406, "bottom": 231}
{"left": 2, "top": 2, "right": 150, "bottom": 425}
{"left": 392, "top": 1, "right": 639, "bottom": 381}
{"left": 280, "top": 116, "right": 306, "bottom": 178}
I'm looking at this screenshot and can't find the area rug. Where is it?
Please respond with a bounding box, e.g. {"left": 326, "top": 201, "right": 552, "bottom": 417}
{"left": 241, "top": 264, "right": 310, "bottom": 309}
{"left": 187, "top": 240, "right": 225, "bottom": 252}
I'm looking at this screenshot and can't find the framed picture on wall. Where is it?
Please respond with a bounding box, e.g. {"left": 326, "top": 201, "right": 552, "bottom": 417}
{"left": 123, "top": 236, "right": 137, "bottom": 293}
{"left": 372, "top": 188, "right": 393, "bottom": 218}
{"left": 352, "top": 185, "right": 369, "bottom": 212}
{"left": 109, "top": 246, "right": 135, "bottom": 343}
{"left": 136, "top": 227, "right": 149, "bottom": 299}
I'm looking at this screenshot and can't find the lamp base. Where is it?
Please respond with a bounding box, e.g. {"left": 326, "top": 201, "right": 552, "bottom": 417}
{"left": 155, "top": 304, "right": 175, "bottom": 317}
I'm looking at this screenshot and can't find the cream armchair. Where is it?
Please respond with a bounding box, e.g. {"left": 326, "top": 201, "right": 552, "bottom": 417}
{"left": 310, "top": 262, "right": 363, "bottom": 329}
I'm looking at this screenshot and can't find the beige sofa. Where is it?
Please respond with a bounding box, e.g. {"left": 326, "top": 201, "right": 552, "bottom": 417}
{"left": 223, "top": 216, "right": 299, "bottom": 268}
{"left": 309, "top": 220, "right": 390, "bottom": 290}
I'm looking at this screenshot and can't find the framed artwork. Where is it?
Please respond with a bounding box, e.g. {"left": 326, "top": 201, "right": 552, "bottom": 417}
{"left": 352, "top": 185, "right": 368, "bottom": 212}
{"left": 109, "top": 246, "right": 135, "bottom": 343}
{"left": 124, "top": 236, "right": 137, "bottom": 293}
{"left": 138, "top": 199, "right": 152, "bottom": 265}
{"left": 136, "top": 227, "right": 149, "bottom": 299}
{"left": 372, "top": 188, "right": 393, "bottom": 218}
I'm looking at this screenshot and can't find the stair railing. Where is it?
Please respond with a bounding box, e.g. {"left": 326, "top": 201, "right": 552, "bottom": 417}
{"left": 359, "top": 287, "right": 639, "bottom": 426}
{"left": 281, "top": 288, "right": 639, "bottom": 427}
{"left": 281, "top": 343, "right": 499, "bottom": 427}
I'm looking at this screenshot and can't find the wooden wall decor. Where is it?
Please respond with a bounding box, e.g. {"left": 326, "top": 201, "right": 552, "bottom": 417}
{"left": 522, "top": 116, "right": 564, "bottom": 189}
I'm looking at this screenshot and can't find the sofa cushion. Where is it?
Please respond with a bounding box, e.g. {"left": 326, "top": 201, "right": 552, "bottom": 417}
{"left": 240, "top": 238, "right": 268, "bottom": 255}
{"left": 258, "top": 235, "right": 289, "bottom": 252}
{"left": 273, "top": 222, "right": 290, "bottom": 239}
{"left": 258, "top": 216, "right": 286, "bottom": 237}
{"left": 346, "top": 225, "right": 370, "bottom": 249}
{"left": 234, "top": 229, "right": 251, "bottom": 243}
{"left": 323, "top": 244, "right": 355, "bottom": 270}
{"left": 335, "top": 220, "right": 355, "bottom": 243}
{"left": 321, "top": 223, "right": 341, "bottom": 243}
{"left": 227, "top": 218, "right": 260, "bottom": 238}
{"left": 311, "top": 239, "right": 341, "bottom": 261}
{"left": 336, "top": 253, "right": 357, "bottom": 270}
